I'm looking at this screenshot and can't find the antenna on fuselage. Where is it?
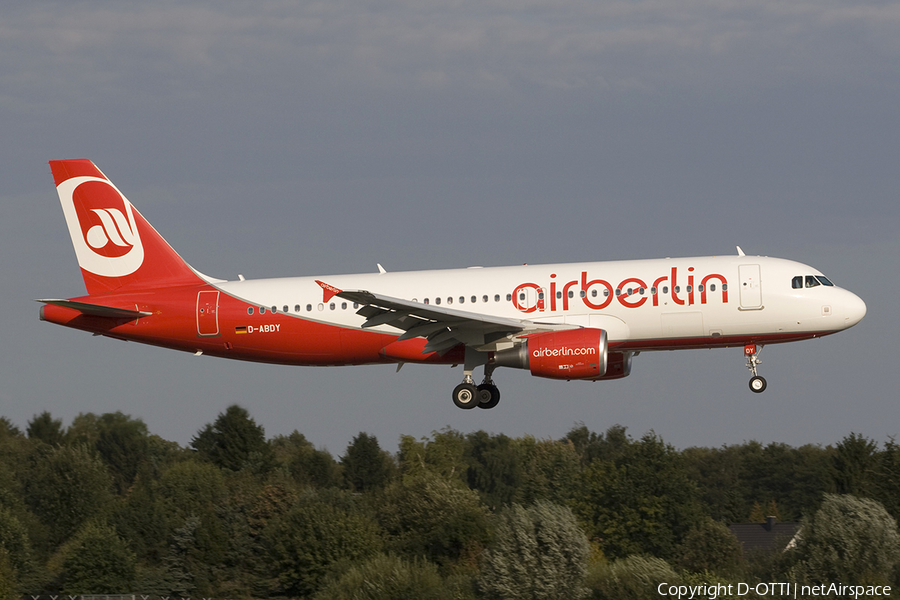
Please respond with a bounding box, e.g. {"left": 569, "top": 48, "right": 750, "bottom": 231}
{"left": 736, "top": 246, "right": 746, "bottom": 256}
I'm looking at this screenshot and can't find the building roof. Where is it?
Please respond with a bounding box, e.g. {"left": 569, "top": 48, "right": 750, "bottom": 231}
{"left": 728, "top": 516, "right": 800, "bottom": 553}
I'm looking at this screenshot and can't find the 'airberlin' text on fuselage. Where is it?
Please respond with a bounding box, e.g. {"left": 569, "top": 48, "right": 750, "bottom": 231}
{"left": 513, "top": 267, "right": 729, "bottom": 314}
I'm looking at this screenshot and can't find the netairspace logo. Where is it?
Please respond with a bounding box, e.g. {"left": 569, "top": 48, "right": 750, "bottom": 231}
{"left": 657, "top": 582, "right": 893, "bottom": 599}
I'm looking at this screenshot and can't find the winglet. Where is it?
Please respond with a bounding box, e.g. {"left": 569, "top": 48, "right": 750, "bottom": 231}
{"left": 315, "top": 280, "right": 342, "bottom": 303}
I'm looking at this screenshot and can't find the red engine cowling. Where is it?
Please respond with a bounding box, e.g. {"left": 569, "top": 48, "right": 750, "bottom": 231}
{"left": 493, "top": 328, "right": 608, "bottom": 380}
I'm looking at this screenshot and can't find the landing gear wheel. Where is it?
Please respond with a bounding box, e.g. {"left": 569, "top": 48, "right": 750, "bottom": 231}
{"left": 749, "top": 376, "right": 767, "bottom": 393}
{"left": 453, "top": 383, "right": 480, "bottom": 409}
{"left": 477, "top": 383, "right": 501, "bottom": 409}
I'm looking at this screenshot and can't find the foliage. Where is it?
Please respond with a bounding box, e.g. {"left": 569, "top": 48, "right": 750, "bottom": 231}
{"left": 271, "top": 430, "right": 342, "bottom": 488}
{"left": 191, "top": 404, "right": 274, "bottom": 473}
{"left": 571, "top": 430, "right": 700, "bottom": 559}
{"left": 313, "top": 553, "right": 462, "bottom": 600}
{"left": 832, "top": 432, "right": 878, "bottom": 496}
{"left": 20, "top": 443, "right": 115, "bottom": 550}
{"left": 264, "top": 490, "right": 384, "bottom": 597}
{"left": 675, "top": 517, "right": 743, "bottom": 575}
{"left": 790, "top": 493, "right": 900, "bottom": 586}
{"left": 0, "top": 505, "right": 34, "bottom": 585}
{"left": 342, "top": 432, "right": 396, "bottom": 492}
{"left": 585, "top": 555, "right": 680, "bottom": 600}
{"left": 0, "top": 547, "right": 17, "bottom": 600}
{"left": 378, "top": 470, "right": 492, "bottom": 568}
{"left": 465, "top": 431, "right": 522, "bottom": 510}
{"left": 478, "top": 501, "right": 590, "bottom": 600}
{"left": 51, "top": 521, "right": 136, "bottom": 594}
{"left": 26, "top": 411, "right": 64, "bottom": 446}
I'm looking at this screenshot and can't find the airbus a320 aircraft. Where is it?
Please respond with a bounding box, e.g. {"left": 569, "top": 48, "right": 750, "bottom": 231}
{"left": 39, "top": 160, "right": 867, "bottom": 410}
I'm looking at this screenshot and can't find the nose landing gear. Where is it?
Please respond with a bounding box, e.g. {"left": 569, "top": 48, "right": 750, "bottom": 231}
{"left": 745, "top": 344, "right": 767, "bottom": 393}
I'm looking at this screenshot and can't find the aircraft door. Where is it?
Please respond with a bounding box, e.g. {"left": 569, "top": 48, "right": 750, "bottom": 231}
{"left": 738, "top": 264, "right": 763, "bottom": 309}
{"left": 197, "top": 290, "right": 220, "bottom": 336}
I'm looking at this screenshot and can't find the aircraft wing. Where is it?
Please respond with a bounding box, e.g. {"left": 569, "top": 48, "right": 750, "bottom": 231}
{"left": 325, "top": 283, "right": 574, "bottom": 355}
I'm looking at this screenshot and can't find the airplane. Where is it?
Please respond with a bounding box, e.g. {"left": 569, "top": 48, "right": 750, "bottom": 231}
{"left": 38, "top": 159, "right": 867, "bottom": 410}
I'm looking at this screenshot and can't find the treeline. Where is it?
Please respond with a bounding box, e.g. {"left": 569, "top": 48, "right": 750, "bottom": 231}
{"left": 1, "top": 406, "right": 899, "bottom": 599}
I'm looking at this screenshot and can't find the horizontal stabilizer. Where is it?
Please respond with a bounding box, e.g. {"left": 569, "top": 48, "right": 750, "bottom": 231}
{"left": 36, "top": 299, "right": 151, "bottom": 320}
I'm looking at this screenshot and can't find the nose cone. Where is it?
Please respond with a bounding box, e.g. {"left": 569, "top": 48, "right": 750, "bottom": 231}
{"left": 841, "top": 290, "right": 867, "bottom": 329}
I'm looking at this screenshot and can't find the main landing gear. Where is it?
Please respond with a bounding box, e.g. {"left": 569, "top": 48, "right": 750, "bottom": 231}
{"left": 745, "top": 344, "right": 767, "bottom": 393}
{"left": 452, "top": 355, "right": 501, "bottom": 410}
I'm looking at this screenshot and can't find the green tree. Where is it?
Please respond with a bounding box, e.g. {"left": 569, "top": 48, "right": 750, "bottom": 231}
{"left": 21, "top": 443, "right": 115, "bottom": 549}
{"left": 790, "top": 494, "right": 900, "bottom": 586}
{"left": 0, "top": 505, "right": 34, "bottom": 586}
{"left": 833, "top": 432, "right": 878, "bottom": 496}
{"left": 571, "top": 431, "right": 700, "bottom": 559}
{"left": 478, "top": 501, "right": 590, "bottom": 600}
{"left": 466, "top": 431, "right": 522, "bottom": 509}
{"left": 378, "top": 470, "right": 492, "bottom": 568}
{"left": 586, "top": 555, "right": 681, "bottom": 600}
{"left": 264, "top": 491, "right": 383, "bottom": 597}
{"left": 26, "top": 411, "right": 64, "bottom": 446}
{"left": 0, "top": 548, "right": 17, "bottom": 600}
{"left": 342, "top": 432, "right": 395, "bottom": 492}
{"left": 675, "top": 517, "right": 743, "bottom": 576}
{"left": 313, "top": 554, "right": 459, "bottom": 600}
{"left": 191, "top": 404, "right": 274, "bottom": 473}
{"left": 398, "top": 428, "right": 468, "bottom": 484}
{"left": 52, "top": 521, "right": 136, "bottom": 593}
{"left": 95, "top": 411, "right": 151, "bottom": 494}
{"left": 514, "top": 436, "right": 581, "bottom": 505}
{"left": 271, "top": 430, "right": 342, "bottom": 488}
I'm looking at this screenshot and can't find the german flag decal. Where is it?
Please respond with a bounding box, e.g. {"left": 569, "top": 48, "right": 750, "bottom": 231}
{"left": 235, "top": 326, "right": 248, "bottom": 335}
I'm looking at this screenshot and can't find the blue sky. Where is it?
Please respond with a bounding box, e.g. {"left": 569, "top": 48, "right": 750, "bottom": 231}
{"left": 2, "top": 0, "right": 897, "bottom": 453}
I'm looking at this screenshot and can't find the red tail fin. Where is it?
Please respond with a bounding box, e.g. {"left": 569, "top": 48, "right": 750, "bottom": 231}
{"left": 50, "top": 159, "right": 204, "bottom": 295}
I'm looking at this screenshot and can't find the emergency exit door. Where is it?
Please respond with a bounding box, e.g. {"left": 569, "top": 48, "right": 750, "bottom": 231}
{"left": 196, "top": 290, "right": 220, "bottom": 336}
{"left": 738, "top": 264, "right": 763, "bottom": 310}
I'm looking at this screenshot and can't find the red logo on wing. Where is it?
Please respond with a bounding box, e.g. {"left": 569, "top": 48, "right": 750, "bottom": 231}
{"left": 72, "top": 180, "right": 137, "bottom": 259}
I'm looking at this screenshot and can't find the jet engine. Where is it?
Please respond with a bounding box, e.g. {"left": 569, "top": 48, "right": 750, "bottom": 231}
{"left": 492, "top": 328, "right": 608, "bottom": 380}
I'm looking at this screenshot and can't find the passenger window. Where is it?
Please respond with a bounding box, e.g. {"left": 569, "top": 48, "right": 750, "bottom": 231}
{"left": 568, "top": 291, "right": 574, "bottom": 298}
{"left": 722, "top": 284, "right": 728, "bottom": 291}
{"left": 459, "top": 296, "right": 465, "bottom": 304}
{"left": 792, "top": 276, "right": 803, "bottom": 289}
{"left": 483, "top": 295, "right": 489, "bottom": 303}
{"left": 260, "top": 306, "right": 266, "bottom": 314}
{"left": 447, "top": 297, "right": 453, "bottom": 305}
{"left": 686, "top": 285, "right": 692, "bottom": 293}
{"left": 294, "top": 305, "right": 301, "bottom": 312}
{"left": 674, "top": 286, "right": 680, "bottom": 293}
{"left": 615, "top": 288, "right": 621, "bottom": 296}
{"left": 650, "top": 287, "right": 657, "bottom": 295}
{"left": 505, "top": 294, "right": 511, "bottom": 302}
{"left": 248, "top": 307, "right": 254, "bottom": 315}
{"left": 805, "top": 275, "right": 820, "bottom": 288}
{"left": 424, "top": 298, "right": 430, "bottom": 305}
{"left": 471, "top": 296, "right": 477, "bottom": 303}
{"left": 271, "top": 306, "right": 277, "bottom": 313}
{"left": 436, "top": 298, "right": 442, "bottom": 305}
{"left": 329, "top": 302, "right": 335, "bottom": 310}
{"left": 306, "top": 304, "right": 312, "bottom": 312}
{"left": 556, "top": 291, "right": 562, "bottom": 299}
{"left": 592, "top": 290, "right": 598, "bottom": 297}
{"left": 663, "top": 286, "right": 669, "bottom": 294}
{"left": 341, "top": 302, "right": 347, "bottom": 309}
{"left": 519, "top": 293, "right": 526, "bottom": 301}
{"left": 710, "top": 284, "right": 716, "bottom": 292}
{"left": 697, "top": 285, "right": 703, "bottom": 293}
{"left": 283, "top": 305, "right": 289, "bottom": 313}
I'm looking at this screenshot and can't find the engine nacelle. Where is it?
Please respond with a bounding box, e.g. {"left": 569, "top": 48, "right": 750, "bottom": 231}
{"left": 493, "top": 328, "right": 608, "bottom": 380}
{"left": 594, "top": 351, "right": 633, "bottom": 380}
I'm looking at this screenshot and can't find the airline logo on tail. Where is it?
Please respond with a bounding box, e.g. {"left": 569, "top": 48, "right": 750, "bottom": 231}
{"left": 57, "top": 176, "right": 144, "bottom": 277}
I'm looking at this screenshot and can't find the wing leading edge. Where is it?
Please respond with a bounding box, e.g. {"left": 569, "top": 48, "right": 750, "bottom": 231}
{"left": 323, "top": 282, "right": 575, "bottom": 355}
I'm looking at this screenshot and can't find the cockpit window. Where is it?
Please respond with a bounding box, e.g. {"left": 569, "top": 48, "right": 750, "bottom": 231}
{"left": 792, "top": 276, "right": 803, "bottom": 289}
{"left": 805, "top": 275, "right": 820, "bottom": 288}
{"left": 816, "top": 276, "right": 834, "bottom": 286}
